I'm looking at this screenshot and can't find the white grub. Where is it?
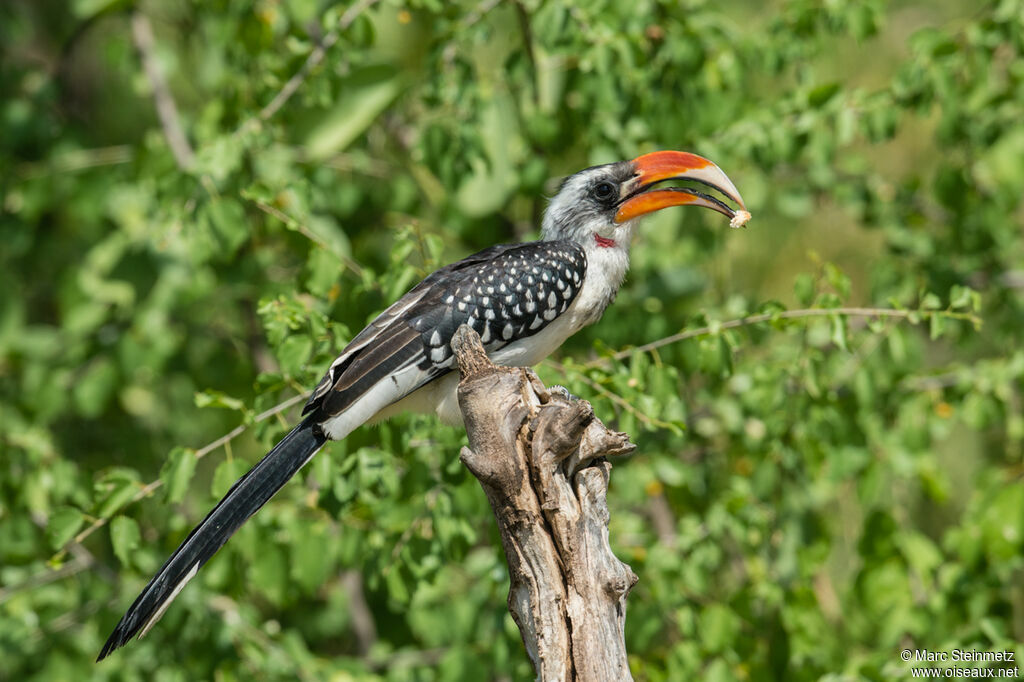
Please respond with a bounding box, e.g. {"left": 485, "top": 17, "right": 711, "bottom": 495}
{"left": 729, "top": 210, "right": 752, "bottom": 229}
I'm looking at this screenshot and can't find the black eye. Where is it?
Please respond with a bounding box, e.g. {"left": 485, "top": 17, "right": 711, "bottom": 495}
{"left": 592, "top": 181, "right": 616, "bottom": 202}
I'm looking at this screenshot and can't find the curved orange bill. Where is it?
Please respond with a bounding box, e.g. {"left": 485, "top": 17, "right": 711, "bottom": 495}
{"left": 615, "top": 151, "right": 749, "bottom": 226}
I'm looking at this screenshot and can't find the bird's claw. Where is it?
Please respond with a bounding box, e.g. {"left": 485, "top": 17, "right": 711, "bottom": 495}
{"left": 548, "top": 384, "right": 579, "bottom": 402}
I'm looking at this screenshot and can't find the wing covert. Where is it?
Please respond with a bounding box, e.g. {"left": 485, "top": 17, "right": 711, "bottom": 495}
{"left": 304, "top": 239, "right": 587, "bottom": 420}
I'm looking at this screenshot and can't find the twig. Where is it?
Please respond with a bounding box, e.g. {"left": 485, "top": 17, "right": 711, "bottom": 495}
{"left": 207, "top": 595, "right": 318, "bottom": 682}
{"left": 240, "top": 0, "right": 381, "bottom": 133}
{"left": 58, "top": 392, "right": 309, "bottom": 557}
{"left": 463, "top": 0, "right": 502, "bottom": 27}
{"left": 588, "top": 307, "right": 981, "bottom": 369}
{"left": 1000, "top": 270, "right": 1024, "bottom": 290}
{"left": 130, "top": 12, "right": 195, "bottom": 170}
{"left": 546, "top": 360, "right": 678, "bottom": 430}
{"left": 340, "top": 570, "right": 377, "bottom": 656}
{"left": 368, "top": 646, "right": 448, "bottom": 671}
{"left": 246, "top": 197, "right": 370, "bottom": 283}
{"left": 0, "top": 556, "right": 91, "bottom": 605}
{"left": 900, "top": 370, "right": 967, "bottom": 392}
{"left": 15, "top": 145, "right": 134, "bottom": 179}
{"left": 2, "top": 510, "right": 118, "bottom": 604}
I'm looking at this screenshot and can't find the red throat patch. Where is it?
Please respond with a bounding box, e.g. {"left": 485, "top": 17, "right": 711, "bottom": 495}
{"left": 594, "top": 234, "right": 616, "bottom": 248}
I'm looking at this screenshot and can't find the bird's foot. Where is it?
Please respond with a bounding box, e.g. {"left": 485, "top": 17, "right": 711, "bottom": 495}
{"left": 547, "top": 384, "right": 579, "bottom": 402}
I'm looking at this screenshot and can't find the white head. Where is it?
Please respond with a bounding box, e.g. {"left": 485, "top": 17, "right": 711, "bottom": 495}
{"left": 540, "top": 151, "right": 748, "bottom": 250}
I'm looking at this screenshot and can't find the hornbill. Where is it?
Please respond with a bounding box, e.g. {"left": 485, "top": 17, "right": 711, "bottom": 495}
{"left": 97, "top": 150, "right": 749, "bottom": 660}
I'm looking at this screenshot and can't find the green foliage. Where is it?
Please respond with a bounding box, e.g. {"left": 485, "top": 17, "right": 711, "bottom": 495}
{"left": 2, "top": 0, "right": 1023, "bottom": 680}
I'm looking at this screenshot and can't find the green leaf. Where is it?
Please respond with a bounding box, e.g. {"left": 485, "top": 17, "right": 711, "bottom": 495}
{"left": 202, "top": 198, "right": 249, "bottom": 257}
{"left": 249, "top": 543, "right": 288, "bottom": 605}
{"left": 160, "top": 447, "right": 198, "bottom": 504}
{"left": 824, "top": 263, "right": 851, "bottom": 299}
{"left": 212, "top": 458, "right": 249, "bottom": 499}
{"left": 290, "top": 523, "right": 332, "bottom": 593}
{"left": 194, "top": 390, "right": 246, "bottom": 412}
{"left": 807, "top": 82, "right": 840, "bottom": 107}
{"left": 794, "top": 273, "right": 815, "bottom": 306}
{"left": 276, "top": 334, "right": 313, "bottom": 376}
{"left": 699, "top": 604, "right": 740, "bottom": 653}
{"left": 385, "top": 565, "right": 410, "bottom": 604}
{"left": 830, "top": 314, "right": 849, "bottom": 351}
{"left": 72, "top": 0, "right": 124, "bottom": 20}
{"left": 94, "top": 470, "right": 141, "bottom": 519}
{"left": 305, "top": 65, "right": 402, "bottom": 160}
{"left": 46, "top": 507, "right": 84, "bottom": 550}
{"left": 110, "top": 516, "right": 140, "bottom": 568}
{"left": 921, "top": 292, "right": 942, "bottom": 310}
{"left": 72, "top": 358, "right": 118, "bottom": 418}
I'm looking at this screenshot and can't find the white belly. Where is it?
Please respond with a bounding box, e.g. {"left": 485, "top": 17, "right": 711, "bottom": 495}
{"left": 370, "top": 312, "right": 579, "bottom": 425}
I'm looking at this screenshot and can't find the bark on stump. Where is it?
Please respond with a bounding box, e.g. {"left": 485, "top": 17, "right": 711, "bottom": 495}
{"left": 451, "top": 325, "right": 638, "bottom": 682}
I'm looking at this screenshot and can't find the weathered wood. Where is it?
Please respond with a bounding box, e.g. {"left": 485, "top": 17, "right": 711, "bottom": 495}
{"left": 451, "top": 325, "right": 638, "bottom": 681}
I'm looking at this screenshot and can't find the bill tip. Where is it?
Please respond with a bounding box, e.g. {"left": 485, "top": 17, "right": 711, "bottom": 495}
{"left": 730, "top": 210, "right": 752, "bottom": 229}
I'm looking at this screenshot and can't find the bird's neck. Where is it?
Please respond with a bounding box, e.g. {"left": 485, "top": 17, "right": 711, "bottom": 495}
{"left": 574, "top": 236, "right": 631, "bottom": 327}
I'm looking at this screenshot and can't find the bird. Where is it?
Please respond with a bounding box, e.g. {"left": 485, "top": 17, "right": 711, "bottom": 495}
{"left": 97, "top": 150, "right": 749, "bottom": 660}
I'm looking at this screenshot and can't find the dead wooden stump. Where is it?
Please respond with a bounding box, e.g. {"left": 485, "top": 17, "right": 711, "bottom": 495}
{"left": 451, "top": 325, "right": 638, "bottom": 682}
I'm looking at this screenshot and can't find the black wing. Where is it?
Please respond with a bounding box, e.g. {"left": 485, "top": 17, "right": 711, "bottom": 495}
{"left": 303, "top": 239, "right": 587, "bottom": 419}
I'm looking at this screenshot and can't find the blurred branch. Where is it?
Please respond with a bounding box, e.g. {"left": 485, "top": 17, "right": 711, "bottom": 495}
{"left": 901, "top": 371, "right": 964, "bottom": 392}
{"left": 1000, "top": 270, "right": 1024, "bottom": 290}
{"left": 246, "top": 197, "right": 371, "bottom": 284}
{"left": 288, "top": 145, "right": 394, "bottom": 178}
{"left": 56, "top": 391, "right": 309, "bottom": 560}
{"left": 32, "top": 598, "right": 114, "bottom": 643}
{"left": 0, "top": 512, "right": 114, "bottom": 605}
{"left": 240, "top": 0, "right": 381, "bottom": 133}
{"left": 207, "top": 595, "right": 318, "bottom": 682}
{"left": 511, "top": 0, "right": 537, "bottom": 99}
{"left": 15, "top": 145, "right": 134, "bottom": 179}
{"left": 464, "top": 0, "right": 502, "bottom": 27}
{"left": 369, "top": 646, "right": 447, "bottom": 671}
{"left": 340, "top": 570, "right": 377, "bottom": 656}
{"left": 586, "top": 307, "right": 982, "bottom": 369}
{"left": 546, "top": 360, "right": 679, "bottom": 430}
{"left": 130, "top": 12, "right": 195, "bottom": 170}
{"left": 0, "top": 556, "right": 91, "bottom": 605}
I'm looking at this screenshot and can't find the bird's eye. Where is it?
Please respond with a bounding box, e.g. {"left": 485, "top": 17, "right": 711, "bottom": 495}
{"left": 592, "top": 182, "right": 616, "bottom": 202}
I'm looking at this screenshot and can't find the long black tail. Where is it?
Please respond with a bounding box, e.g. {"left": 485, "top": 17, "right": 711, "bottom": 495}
{"left": 97, "top": 416, "right": 327, "bottom": 660}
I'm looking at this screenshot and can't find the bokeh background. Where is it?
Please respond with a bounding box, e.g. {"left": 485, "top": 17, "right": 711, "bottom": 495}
{"left": 2, "top": 0, "right": 1023, "bottom": 679}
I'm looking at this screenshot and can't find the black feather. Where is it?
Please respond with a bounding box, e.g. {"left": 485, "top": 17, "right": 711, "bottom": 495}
{"left": 97, "top": 417, "right": 327, "bottom": 661}
{"left": 305, "top": 240, "right": 587, "bottom": 418}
